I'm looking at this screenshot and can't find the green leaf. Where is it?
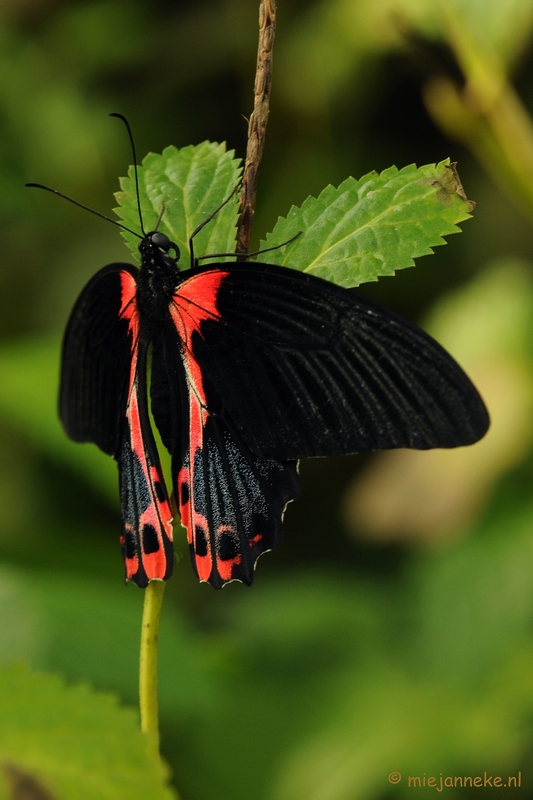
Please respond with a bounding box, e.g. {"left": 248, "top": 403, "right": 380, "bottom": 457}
{"left": 0, "top": 665, "right": 176, "bottom": 800}
{"left": 19, "top": 569, "right": 216, "bottom": 719}
{"left": 114, "top": 141, "right": 242, "bottom": 263}
{"left": 259, "top": 160, "right": 474, "bottom": 288}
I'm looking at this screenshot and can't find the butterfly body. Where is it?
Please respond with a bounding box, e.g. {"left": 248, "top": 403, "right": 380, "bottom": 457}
{"left": 60, "top": 231, "right": 489, "bottom": 589}
{"left": 133, "top": 234, "right": 181, "bottom": 321}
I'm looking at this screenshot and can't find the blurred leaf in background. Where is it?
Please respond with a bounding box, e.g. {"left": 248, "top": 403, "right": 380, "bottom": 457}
{"left": 1, "top": 0, "right": 533, "bottom": 799}
{"left": 0, "top": 664, "right": 176, "bottom": 799}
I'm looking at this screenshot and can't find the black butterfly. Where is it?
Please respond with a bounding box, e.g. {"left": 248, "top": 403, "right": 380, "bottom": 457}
{"left": 30, "top": 119, "right": 490, "bottom": 589}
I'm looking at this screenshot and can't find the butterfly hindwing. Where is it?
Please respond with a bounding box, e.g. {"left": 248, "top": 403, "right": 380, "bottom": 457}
{"left": 151, "top": 282, "right": 300, "bottom": 588}
{"left": 119, "top": 335, "right": 174, "bottom": 587}
{"left": 182, "top": 262, "right": 489, "bottom": 460}
{"left": 60, "top": 264, "right": 173, "bottom": 587}
{"left": 177, "top": 411, "right": 299, "bottom": 588}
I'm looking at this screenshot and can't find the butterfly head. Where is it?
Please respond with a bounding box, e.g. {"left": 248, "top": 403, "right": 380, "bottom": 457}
{"left": 139, "top": 231, "right": 181, "bottom": 270}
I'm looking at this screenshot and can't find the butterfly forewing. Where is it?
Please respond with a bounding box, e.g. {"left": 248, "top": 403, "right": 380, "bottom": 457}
{"left": 59, "top": 264, "right": 139, "bottom": 455}
{"left": 185, "top": 263, "right": 489, "bottom": 460}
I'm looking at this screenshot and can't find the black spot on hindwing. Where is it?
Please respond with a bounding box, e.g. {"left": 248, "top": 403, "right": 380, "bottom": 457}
{"left": 194, "top": 525, "right": 209, "bottom": 557}
{"left": 179, "top": 411, "right": 300, "bottom": 589}
{"left": 142, "top": 524, "right": 160, "bottom": 554}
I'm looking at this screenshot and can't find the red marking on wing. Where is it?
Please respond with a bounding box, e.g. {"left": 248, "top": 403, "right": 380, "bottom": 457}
{"left": 169, "top": 270, "right": 228, "bottom": 409}
{"left": 195, "top": 545, "right": 212, "bottom": 582}
{"left": 170, "top": 270, "right": 229, "bottom": 583}
{"left": 118, "top": 270, "right": 173, "bottom": 584}
{"left": 176, "top": 394, "right": 213, "bottom": 582}
{"left": 170, "top": 269, "right": 228, "bottom": 343}
{"left": 119, "top": 271, "right": 139, "bottom": 333}
{"left": 177, "top": 465, "right": 191, "bottom": 537}
{"left": 128, "top": 385, "right": 173, "bottom": 580}
{"left": 216, "top": 532, "right": 242, "bottom": 583}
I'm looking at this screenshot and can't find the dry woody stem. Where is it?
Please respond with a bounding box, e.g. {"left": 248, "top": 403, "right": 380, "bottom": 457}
{"left": 236, "top": 0, "right": 277, "bottom": 254}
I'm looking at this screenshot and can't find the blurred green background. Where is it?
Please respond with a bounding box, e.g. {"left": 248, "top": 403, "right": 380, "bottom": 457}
{"left": 1, "top": 0, "right": 533, "bottom": 798}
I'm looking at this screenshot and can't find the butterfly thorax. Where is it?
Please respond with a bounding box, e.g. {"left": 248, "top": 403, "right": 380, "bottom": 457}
{"left": 136, "top": 233, "right": 181, "bottom": 324}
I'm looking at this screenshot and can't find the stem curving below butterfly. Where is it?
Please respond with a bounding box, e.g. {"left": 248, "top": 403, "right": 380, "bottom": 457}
{"left": 139, "top": 580, "right": 166, "bottom": 752}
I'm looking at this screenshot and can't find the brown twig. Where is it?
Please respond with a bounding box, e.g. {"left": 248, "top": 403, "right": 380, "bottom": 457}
{"left": 236, "top": 0, "right": 277, "bottom": 255}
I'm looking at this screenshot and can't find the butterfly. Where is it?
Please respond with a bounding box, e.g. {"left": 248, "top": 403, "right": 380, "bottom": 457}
{"left": 31, "top": 120, "right": 490, "bottom": 589}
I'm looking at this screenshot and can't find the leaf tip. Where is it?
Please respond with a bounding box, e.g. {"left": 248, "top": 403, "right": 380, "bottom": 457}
{"left": 430, "top": 161, "right": 476, "bottom": 212}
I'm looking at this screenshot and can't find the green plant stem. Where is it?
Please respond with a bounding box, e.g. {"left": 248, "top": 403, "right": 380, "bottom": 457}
{"left": 139, "top": 580, "right": 165, "bottom": 750}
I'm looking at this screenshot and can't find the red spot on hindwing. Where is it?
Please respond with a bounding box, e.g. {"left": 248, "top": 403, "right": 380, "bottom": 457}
{"left": 215, "top": 527, "right": 242, "bottom": 583}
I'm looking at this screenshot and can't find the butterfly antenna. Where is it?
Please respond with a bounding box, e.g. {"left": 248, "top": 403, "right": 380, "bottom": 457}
{"left": 154, "top": 202, "right": 166, "bottom": 232}
{"left": 189, "top": 184, "right": 240, "bottom": 269}
{"left": 196, "top": 230, "right": 302, "bottom": 264}
{"left": 110, "top": 113, "right": 146, "bottom": 237}
{"left": 25, "top": 183, "right": 143, "bottom": 239}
